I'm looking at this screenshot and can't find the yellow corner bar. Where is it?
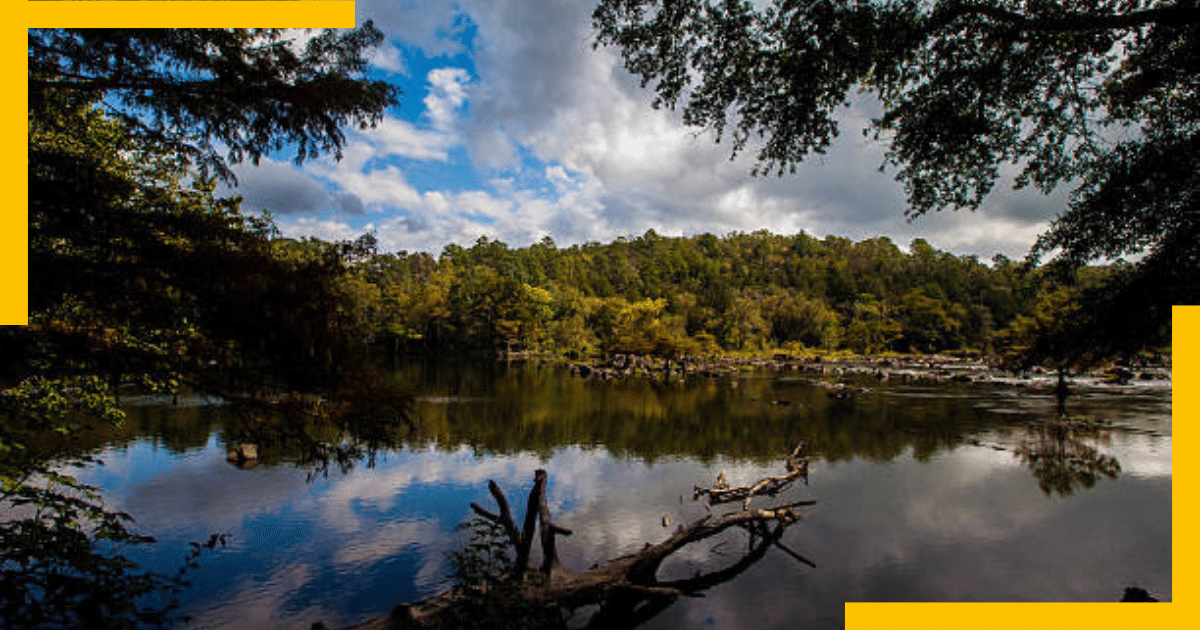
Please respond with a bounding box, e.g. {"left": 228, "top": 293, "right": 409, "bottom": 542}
{"left": 21, "top": 2, "right": 357, "bottom": 29}
{"left": 848, "top": 601, "right": 1179, "bottom": 629}
{"left": 849, "top": 306, "right": 1190, "bottom": 627}
{"left": 3, "top": 26, "right": 26, "bottom": 325}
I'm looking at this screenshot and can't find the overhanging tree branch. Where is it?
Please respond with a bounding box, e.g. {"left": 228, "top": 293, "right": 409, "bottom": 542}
{"left": 928, "top": 2, "right": 1200, "bottom": 35}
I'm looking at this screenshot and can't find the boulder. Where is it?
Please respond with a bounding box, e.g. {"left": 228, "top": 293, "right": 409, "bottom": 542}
{"left": 226, "top": 443, "right": 259, "bottom": 465}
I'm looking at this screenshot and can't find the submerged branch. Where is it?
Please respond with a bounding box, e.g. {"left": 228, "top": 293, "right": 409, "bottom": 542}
{"left": 322, "top": 447, "right": 816, "bottom": 630}
{"left": 694, "top": 442, "right": 809, "bottom": 510}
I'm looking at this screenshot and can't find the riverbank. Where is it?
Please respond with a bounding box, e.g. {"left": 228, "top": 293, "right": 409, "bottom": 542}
{"left": 495, "top": 349, "right": 1171, "bottom": 392}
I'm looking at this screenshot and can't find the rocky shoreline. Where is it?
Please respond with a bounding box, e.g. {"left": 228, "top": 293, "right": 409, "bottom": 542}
{"left": 498, "top": 350, "right": 1171, "bottom": 392}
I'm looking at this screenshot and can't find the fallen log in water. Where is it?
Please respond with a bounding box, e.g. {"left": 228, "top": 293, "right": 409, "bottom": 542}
{"left": 694, "top": 443, "right": 809, "bottom": 510}
{"left": 317, "top": 445, "right": 815, "bottom": 630}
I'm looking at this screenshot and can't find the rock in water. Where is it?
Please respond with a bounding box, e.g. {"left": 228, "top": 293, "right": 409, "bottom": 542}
{"left": 1120, "top": 586, "right": 1158, "bottom": 602}
{"left": 226, "top": 443, "right": 260, "bottom": 466}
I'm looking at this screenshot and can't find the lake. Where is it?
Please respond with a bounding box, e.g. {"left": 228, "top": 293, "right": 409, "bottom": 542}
{"left": 72, "top": 358, "right": 1171, "bottom": 629}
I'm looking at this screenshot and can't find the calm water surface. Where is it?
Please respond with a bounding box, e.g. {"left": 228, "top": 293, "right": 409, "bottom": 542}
{"left": 75, "top": 360, "right": 1171, "bottom": 629}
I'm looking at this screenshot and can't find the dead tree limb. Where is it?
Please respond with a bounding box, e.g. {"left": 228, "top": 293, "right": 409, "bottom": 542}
{"left": 516, "top": 470, "right": 545, "bottom": 578}
{"left": 325, "top": 448, "right": 815, "bottom": 630}
{"left": 693, "top": 442, "right": 809, "bottom": 509}
{"left": 655, "top": 521, "right": 785, "bottom": 595}
{"left": 468, "top": 480, "right": 521, "bottom": 550}
{"left": 469, "top": 468, "right": 571, "bottom": 580}
{"left": 772, "top": 537, "right": 817, "bottom": 569}
{"left": 536, "top": 469, "right": 572, "bottom": 574}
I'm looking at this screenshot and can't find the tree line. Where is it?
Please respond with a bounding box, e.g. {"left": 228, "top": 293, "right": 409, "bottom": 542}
{"left": 310, "top": 229, "right": 1127, "bottom": 364}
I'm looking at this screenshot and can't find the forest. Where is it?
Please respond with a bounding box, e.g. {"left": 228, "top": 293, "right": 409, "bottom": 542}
{"left": 298, "top": 229, "right": 1123, "bottom": 367}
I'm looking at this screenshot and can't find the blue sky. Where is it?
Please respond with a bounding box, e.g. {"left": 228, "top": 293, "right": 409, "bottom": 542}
{"left": 222, "top": 0, "right": 1068, "bottom": 258}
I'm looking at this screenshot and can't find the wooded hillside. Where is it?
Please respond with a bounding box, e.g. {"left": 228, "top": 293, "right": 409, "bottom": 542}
{"left": 334, "top": 230, "right": 1121, "bottom": 362}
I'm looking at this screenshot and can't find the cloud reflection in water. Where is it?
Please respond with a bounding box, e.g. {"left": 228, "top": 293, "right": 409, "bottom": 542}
{"left": 70, "top": 376, "right": 1170, "bottom": 629}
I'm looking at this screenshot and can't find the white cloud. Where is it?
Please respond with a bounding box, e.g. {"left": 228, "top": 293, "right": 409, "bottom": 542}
{"left": 334, "top": 64, "right": 473, "bottom": 167}
{"left": 424, "top": 67, "right": 471, "bottom": 132}
{"left": 286, "top": 67, "right": 474, "bottom": 222}
{"left": 447, "top": 0, "right": 1061, "bottom": 257}
{"left": 303, "top": 137, "right": 427, "bottom": 212}
{"left": 278, "top": 217, "right": 373, "bottom": 243}
{"left": 366, "top": 40, "right": 408, "bottom": 75}
{"left": 253, "top": 0, "right": 1070, "bottom": 259}
{"left": 371, "top": 118, "right": 458, "bottom": 162}
{"left": 357, "top": 0, "right": 467, "bottom": 58}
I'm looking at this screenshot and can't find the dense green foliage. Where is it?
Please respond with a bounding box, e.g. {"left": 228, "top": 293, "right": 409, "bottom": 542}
{"left": 28, "top": 28, "right": 398, "bottom": 183}
{"left": 593, "top": 0, "right": 1196, "bottom": 362}
{"left": 353, "top": 230, "right": 1118, "bottom": 360}
{"left": 21, "top": 27, "right": 400, "bottom": 395}
{"left": 4, "top": 28, "right": 397, "bottom": 630}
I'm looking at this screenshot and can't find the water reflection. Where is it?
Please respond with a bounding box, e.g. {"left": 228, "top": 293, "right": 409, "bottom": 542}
{"left": 442, "top": 459, "right": 816, "bottom": 630}
{"left": 1013, "top": 419, "right": 1122, "bottom": 496}
{"left": 64, "top": 360, "right": 1170, "bottom": 629}
{"left": 402, "top": 365, "right": 998, "bottom": 464}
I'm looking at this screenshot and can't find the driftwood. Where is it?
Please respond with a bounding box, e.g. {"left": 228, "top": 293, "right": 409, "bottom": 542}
{"left": 323, "top": 446, "right": 814, "bottom": 630}
{"left": 468, "top": 470, "right": 573, "bottom": 579}
{"left": 693, "top": 443, "right": 809, "bottom": 510}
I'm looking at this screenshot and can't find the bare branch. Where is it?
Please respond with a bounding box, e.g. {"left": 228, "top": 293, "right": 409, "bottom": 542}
{"left": 695, "top": 443, "right": 809, "bottom": 509}
{"left": 333, "top": 448, "right": 817, "bottom": 630}
{"left": 535, "top": 468, "right": 570, "bottom": 575}
{"left": 486, "top": 480, "right": 522, "bottom": 550}
{"left": 772, "top": 538, "right": 817, "bottom": 569}
{"left": 468, "top": 502, "right": 503, "bottom": 525}
{"left": 515, "top": 471, "right": 543, "bottom": 578}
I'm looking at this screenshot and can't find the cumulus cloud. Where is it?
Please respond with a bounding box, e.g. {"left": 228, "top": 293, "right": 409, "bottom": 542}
{"left": 356, "top": 0, "right": 467, "bottom": 58}
{"left": 366, "top": 40, "right": 408, "bottom": 75}
{"left": 277, "top": 217, "right": 374, "bottom": 243}
{"left": 448, "top": 0, "right": 1062, "bottom": 257}
{"left": 285, "top": 67, "right": 471, "bottom": 226}
{"left": 424, "top": 67, "right": 471, "bottom": 132}
{"left": 368, "top": 117, "right": 459, "bottom": 161}
{"left": 234, "top": 0, "right": 1070, "bottom": 259}
{"left": 224, "top": 158, "right": 337, "bottom": 216}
